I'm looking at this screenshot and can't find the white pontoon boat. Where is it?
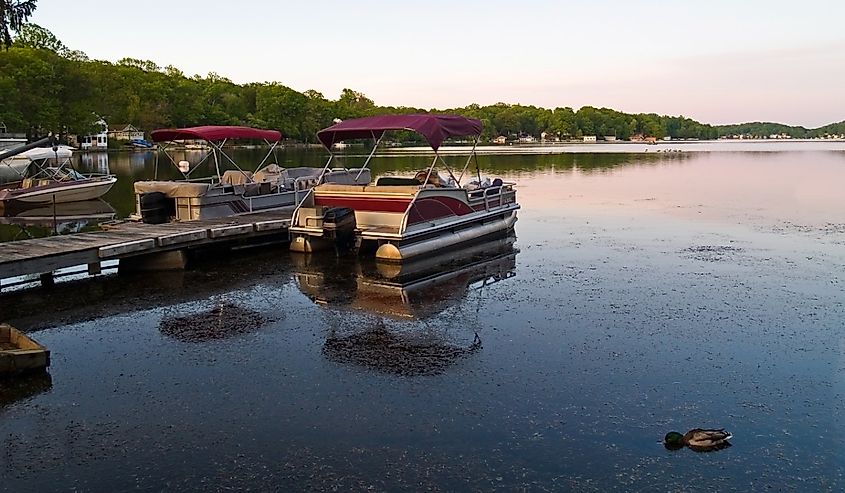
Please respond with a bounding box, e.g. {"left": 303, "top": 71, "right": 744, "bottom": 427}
{"left": 132, "top": 126, "right": 371, "bottom": 223}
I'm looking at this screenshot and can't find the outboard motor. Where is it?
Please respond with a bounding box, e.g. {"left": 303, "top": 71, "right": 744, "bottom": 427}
{"left": 139, "top": 192, "right": 172, "bottom": 224}
{"left": 322, "top": 207, "right": 356, "bottom": 248}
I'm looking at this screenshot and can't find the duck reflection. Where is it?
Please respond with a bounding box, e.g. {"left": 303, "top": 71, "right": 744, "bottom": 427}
{"left": 0, "top": 371, "right": 52, "bottom": 409}
{"left": 293, "top": 235, "right": 518, "bottom": 375}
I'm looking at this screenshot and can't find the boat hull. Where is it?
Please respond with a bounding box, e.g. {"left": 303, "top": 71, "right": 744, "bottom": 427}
{"left": 0, "top": 177, "right": 117, "bottom": 205}
{"left": 375, "top": 211, "right": 518, "bottom": 262}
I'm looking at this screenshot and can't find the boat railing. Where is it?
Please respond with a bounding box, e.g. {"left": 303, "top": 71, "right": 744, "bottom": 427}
{"left": 397, "top": 182, "right": 517, "bottom": 235}
{"left": 470, "top": 182, "right": 516, "bottom": 212}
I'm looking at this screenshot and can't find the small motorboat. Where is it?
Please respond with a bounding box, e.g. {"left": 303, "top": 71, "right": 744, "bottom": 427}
{"left": 289, "top": 114, "right": 520, "bottom": 261}
{"left": 0, "top": 142, "right": 116, "bottom": 209}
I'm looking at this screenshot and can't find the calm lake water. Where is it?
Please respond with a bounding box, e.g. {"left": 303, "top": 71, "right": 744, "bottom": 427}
{"left": 1, "top": 143, "right": 844, "bottom": 490}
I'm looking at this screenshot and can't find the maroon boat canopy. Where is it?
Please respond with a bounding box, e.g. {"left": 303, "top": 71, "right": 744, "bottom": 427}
{"left": 151, "top": 126, "right": 282, "bottom": 143}
{"left": 317, "top": 114, "right": 482, "bottom": 151}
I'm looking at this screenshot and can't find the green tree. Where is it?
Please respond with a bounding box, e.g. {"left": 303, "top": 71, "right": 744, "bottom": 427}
{"left": 13, "top": 22, "right": 63, "bottom": 52}
{"left": 1, "top": 0, "right": 36, "bottom": 49}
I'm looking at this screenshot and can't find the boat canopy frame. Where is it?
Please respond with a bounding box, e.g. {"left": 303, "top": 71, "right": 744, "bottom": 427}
{"left": 150, "top": 126, "right": 283, "bottom": 183}
{"left": 314, "top": 114, "right": 483, "bottom": 187}
{"left": 1, "top": 142, "right": 112, "bottom": 183}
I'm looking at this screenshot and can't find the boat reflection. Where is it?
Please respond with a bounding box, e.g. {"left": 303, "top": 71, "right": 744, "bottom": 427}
{"left": 0, "top": 199, "right": 116, "bottom": 233}
{"left": 0, "top": 371, "right": 52, "bottom": 409}
{"left": 293, "top": 235, "right": 518, "bottom": 376}
{"left": 293, "top": 234, "right": 518, "bottom": 320}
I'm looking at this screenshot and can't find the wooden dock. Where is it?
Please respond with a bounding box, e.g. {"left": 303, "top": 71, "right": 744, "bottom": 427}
{"left": 0, "top": 209, "right": 293, "bottom": 288}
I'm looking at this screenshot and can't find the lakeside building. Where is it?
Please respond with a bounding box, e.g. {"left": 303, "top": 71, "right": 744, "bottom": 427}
{"left": 518, "top": 134, "right": 536, "bottom": 143}
{"left": 583, "top": 135, "right": 597, "bottom": 143}
{"left": 77, "top": 119, "right": 109, "bottom": 151}
{"left": 541, "top": 132, "right": 560, "bottom": 143}
{"left": 603, "top": 136, "right": 617, "bottom": 142}
{"left": 491, "top": 135, "right": 508, "bottom": 144}
{"left": 108, "top": 123, "right": 145, "bottom": 142}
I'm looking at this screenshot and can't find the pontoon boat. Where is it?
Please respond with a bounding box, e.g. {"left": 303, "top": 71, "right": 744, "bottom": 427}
{"left": 289, "top": 115, "right": 519, "bottom": 261}
{"left": 132, "top": 126, "right": 371, "bottom": 223}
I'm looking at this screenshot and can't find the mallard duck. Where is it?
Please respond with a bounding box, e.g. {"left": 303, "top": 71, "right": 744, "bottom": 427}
{"left": 664, "top": 428, "right": 732, "bottom": 451}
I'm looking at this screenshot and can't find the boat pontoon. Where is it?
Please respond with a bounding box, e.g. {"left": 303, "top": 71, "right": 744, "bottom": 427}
{"left": 132, "top": 126, "right": 371, "bottom": 223}
{"left": 289, "top": 114, "right": 520, "bottom": 261}
{"left": 0, "top": 141, "right": 116, "bottom": 209}
{"left": 294, "top": 234, "right": 518, "bottom": 320}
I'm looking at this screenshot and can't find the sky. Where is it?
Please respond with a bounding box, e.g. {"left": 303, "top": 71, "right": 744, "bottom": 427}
{"left": 28, "top": 0, "right": 845, "bottom": 127}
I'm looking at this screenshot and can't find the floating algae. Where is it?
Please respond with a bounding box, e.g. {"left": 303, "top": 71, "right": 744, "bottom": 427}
{"left": 159, "top": 302, "right": 270, "bottom": 342}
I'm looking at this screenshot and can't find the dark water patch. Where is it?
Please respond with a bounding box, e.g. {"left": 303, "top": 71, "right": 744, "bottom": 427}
{"left": 323, "top": 324, "right": 482, "bottom": 377}
{"left": 682, "top": 245, "right": 745, "bottom": 262}
{"left": 159, "top": 302, "right": 272, "bottom": 343}
{"left": 0, "top": 371, "right": 52, "bottom": 409}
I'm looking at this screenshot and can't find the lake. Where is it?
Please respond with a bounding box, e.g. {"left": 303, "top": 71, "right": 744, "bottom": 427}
{"left": 1, "top": 142, "right": 844, "bottom": 490}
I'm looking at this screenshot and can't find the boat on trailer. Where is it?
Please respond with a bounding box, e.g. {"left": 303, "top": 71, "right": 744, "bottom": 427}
{"left": 132, "top": 126, "right": 371, "bottom": 223}
{"left": 288, "top": 114, "right": 520, "bottom": 261}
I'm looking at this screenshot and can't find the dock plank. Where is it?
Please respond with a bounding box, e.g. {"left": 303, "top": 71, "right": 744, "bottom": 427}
{"left": 0, "top": 208, "right": 294, "bottom": 284}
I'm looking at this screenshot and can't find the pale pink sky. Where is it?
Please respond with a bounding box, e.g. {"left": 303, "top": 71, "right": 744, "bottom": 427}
{"left": 30, "top": 0, "right": 845, "bottom": 127}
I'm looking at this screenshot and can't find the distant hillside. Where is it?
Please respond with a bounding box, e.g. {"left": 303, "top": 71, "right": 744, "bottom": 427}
{"left": 715, "top": 121, "right": 845, "bottom": 139}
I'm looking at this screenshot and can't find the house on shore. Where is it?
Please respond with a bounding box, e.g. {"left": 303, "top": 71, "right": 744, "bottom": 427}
{"left": 518, "top": 134, "right": 536, "bottom": 144}
{"left": 603, "top": 136, "right": 617, "bottom": 142}
{"left": 78, "top": 119, "right": 109, "bottom": 151}
{"left": 582, "top": 135, "right": 597, "bottom": 143}
{"left": 491, "top": 135, "right": 508, "bottom": 144}
{"left": 541, "top": 132, "right": 560, "bottom": 143}
{"left": 108, "top": 123, "right": 145, "bottom": 142}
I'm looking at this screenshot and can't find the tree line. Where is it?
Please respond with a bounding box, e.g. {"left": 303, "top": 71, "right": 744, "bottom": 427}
{"left": 1, "top": 24, "right": 842, "bottom": 143}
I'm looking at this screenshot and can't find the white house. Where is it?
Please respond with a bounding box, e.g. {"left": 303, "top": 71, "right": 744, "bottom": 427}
{"left": 518, "top": 135, "right": 536, "bottom": 143}
{"left": 583, "top": 135, "right": 597, "bottom": 142}
{"left": 80, "top": 119, "right": 108, "bottom": 150}
{"left": 108, "top": 123, "right": 145, "bottom": 142}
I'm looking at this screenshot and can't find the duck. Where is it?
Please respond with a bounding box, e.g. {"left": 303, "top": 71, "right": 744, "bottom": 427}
{"left": 664, "top": 428, "right": 732, "bottom": 451}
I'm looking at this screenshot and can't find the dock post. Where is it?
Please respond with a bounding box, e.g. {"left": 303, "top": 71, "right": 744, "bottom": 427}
{"left": 39, "top": 272, "right": 55, "bottom": 287}
{"left": 119, "top": 250, "right": 188, "bottom": 272}
{"left": 88, "top": 262, "right": 102, "bottom": 276}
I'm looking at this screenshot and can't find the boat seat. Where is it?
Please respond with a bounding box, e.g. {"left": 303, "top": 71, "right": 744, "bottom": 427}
{"left": 134, "top": 180, "right": 212, "bottom": 198}
{"left": 376, "top": 177, "right": 419, "bottom": 186}
{"left": 316, "top": 184, "right": 367, "bottom": 193}
{"left": 363, "top": 185, "right": 420, "bottom": 194}
{"left": 221, "top": 170, "right": 253, "bottom": 185}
